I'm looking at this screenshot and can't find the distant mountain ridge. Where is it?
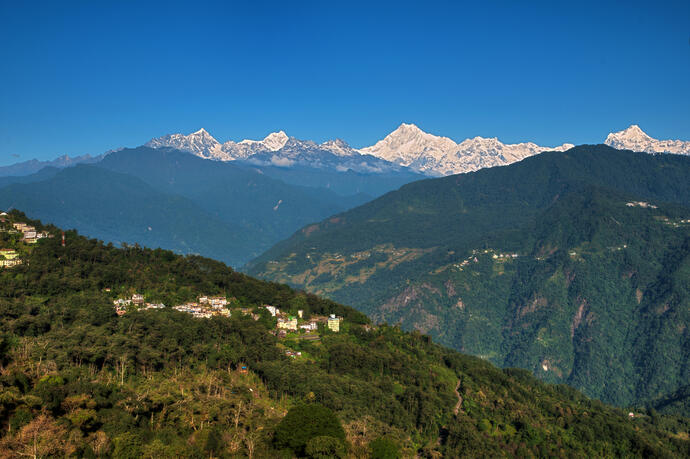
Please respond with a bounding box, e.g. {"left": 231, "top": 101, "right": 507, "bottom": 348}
{"left": 146, "top": 124, "right": 575, "bottom": 176}
{"left": 3, "top": 124, "right": 687, "bottom": 178}
{"left": 145, "top": 128, "right": 410, "bottom": 176}
{"left": 145, "top": 123, "right": 689, "bottom": 176}
{"left": 145, "top": 128, "right": 361, "bottom": 162}
{"left": 0, "top": 153, "right": 103, "bottom": 177}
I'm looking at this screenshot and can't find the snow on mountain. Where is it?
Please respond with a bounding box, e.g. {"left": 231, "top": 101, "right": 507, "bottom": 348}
{"left": 145, "top": 129, "right": 287, "bottom": 161}
{"left": 145, "top": 128, "right": 223, "bottom": 160}
{"left": 361, "top": 123, "right": 574, "bottom": 175}
{"left": 319, "top": 139, "right": 359, "bottom": 157}
{"left": 235, "top": 130, "right": 289, "bottom": 154}
{"left": 244, "top": 137, "right": 402, "bottom": 173}
{"left": 146, "top": 129, "right": 361, "bottom": 162}
{"left": 146, "top": 123, "right": 689, "bottom": 177}
{"left": 360, "top": 123, "right": 458, "bottom": 167}
{"left": 604, "top": 125, "right": 690, "bottom": 155}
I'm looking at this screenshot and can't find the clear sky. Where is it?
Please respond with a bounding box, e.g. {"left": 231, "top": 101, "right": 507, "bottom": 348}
{"left": 0, "top": 0, "right": 688, "bottom": 165}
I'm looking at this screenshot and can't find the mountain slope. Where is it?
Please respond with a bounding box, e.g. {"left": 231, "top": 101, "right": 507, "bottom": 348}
{"left": 247, "top": 145, "right": 690, "bottom": 406}
{"left": 0, "top": 211, "right": 687, "bottom": 457}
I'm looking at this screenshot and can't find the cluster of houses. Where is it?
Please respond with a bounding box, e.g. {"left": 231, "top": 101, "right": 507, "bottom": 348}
{"left": 113, "top": 294, "right": 165, "bottom": 316}
{"left": 453, "top": 249, "right": 519, "bottom": 270}
{"left": 114, "top": 294, "right": 231, "bottom": 318}
{"left": 111, "top": 293, "right": 345, "bottom": 336}
{"left": 0, "top": 213, "right": 53, "bottom": 269}
{"left": 172, "top": 296, "right": 230, "bottom": 319}
{"left": 265, "top": 305, "right": 342, "bottom": 334}
{"left": 491, "top": 252, "right": 520, "bottom": 260}
{"left": 659, "top": 216, "right": 690, "bottom": 228}
{"left": 7, "top": 221, "right": 51, "bottom": 244}
{"left": 626, "top": 201, "right": 658, "bottom": 209}
{"left": 0, "top": 248, "right": 22, "bottom": 268}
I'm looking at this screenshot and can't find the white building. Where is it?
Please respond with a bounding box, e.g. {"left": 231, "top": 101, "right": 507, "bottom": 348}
{"left": 300, "top": 322, "right": 317, "bottom": 331}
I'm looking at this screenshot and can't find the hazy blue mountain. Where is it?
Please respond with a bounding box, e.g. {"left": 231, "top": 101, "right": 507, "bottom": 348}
{"left": 0, "top": 153, "right": 102, "bottom": 177}
{"left": 96, "top": 147, "right": 374, "bottom": 245}
{"left": 0, "top": 166, "right": 61, "bottom": 188}
{"left": 0, "top": 147, "right": 397, "bottom": 266}
{"left": 240, "top": 163, "right": 423, "bottom": 197}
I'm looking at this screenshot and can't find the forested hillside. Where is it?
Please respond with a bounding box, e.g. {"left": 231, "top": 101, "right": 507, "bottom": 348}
{"left": 247, "top": 145, "right": 690, "bottom": 408}
{"left": 0, "top": 210, "right": 688, "bottom": 457}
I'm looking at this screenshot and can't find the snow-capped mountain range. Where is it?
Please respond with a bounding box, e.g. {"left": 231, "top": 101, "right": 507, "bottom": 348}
{"left": 145, "top": 128, "right": 408, "bottom": 174}
{"left": 148, "top": 123, "right": 689, "bottom": 176}
{"left": 5, "top": 124, "right": 687, "bottom": 179}
{"left": 145, "top": 128, "right": 359, "bottom": 162}
{"left": 146, "top": 124, "right": 579, "bottom": 176}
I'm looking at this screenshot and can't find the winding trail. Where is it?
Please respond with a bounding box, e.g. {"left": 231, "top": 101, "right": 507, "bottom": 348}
{"left": 453, "top": 378, "right": 463, "bottom": 416}
{"left": 437, "top": 379, "right": 464, "bottom": 448}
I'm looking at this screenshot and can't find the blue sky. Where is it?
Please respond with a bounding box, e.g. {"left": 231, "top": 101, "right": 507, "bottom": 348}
{"left": 0, "top": 0, "right": 688, "bottom": 165}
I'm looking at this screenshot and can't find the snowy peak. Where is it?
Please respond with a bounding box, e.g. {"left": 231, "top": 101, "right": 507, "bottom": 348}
{"left": 391, "top": 122, "right": 425, "bottom": 136}
{"left": 319, "top": 138, "right": 358, "bottom": 156}
{"left": 145, "top": 129, "right": 222, "bottom": 159}
{"left": 262, "top": 131, "right": 289, "bottom": 151}
{"left": 360, "top": 123, "right": 458, "bottom": 167}
{"left": 604, "top": 125, "right": 690, "bottom": 155}
{"left": 238, "top": 130, "right": 289, "bottom": 151}
{"left": 361, "top": 123, "right": 573, "bottom": 175}
{"left": 605, "top": 125, "right": 651, "bottom": 146}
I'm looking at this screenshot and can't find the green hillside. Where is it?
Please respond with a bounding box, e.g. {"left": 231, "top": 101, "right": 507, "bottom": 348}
{"left": 246, "top": 145, "right": 690, "bottom": 407}
{"left": 0, "top": 210, "right": 688, "bottom": 457}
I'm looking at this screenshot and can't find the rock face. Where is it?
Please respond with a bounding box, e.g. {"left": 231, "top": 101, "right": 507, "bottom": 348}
{"left": 604, "top": 125, "right": 690, "bottom": 155}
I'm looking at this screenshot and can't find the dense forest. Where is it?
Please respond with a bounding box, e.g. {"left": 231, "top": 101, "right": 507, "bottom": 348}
{"left": 247, "top": 145, "right": 690, "bottom": 408}
{"left": 0, "top": 210, "right": 688, "bottom": 457}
